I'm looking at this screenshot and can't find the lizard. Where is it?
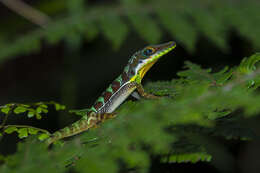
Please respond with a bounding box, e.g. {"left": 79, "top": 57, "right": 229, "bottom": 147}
{"left": 47, "top": 41, "right": 176, "bottom": 145}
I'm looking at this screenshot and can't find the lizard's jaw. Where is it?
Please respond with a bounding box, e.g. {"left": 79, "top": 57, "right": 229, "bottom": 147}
{"left": 151, "top": 41, "right": 176, "bottom": 61}
{"left": 139, "top": 41, "right": 176, "bottom": 79}
{"left": 139, "top": 59, "right": 158, "bottom": 79}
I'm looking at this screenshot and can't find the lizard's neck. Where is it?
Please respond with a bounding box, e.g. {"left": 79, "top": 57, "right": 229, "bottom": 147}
{"left": 88, "top": 64, "right": 136, "bottom": 114}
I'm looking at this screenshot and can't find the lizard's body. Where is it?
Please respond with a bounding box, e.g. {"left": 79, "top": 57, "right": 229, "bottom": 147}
{"left": 47, "top": 41, "right": 176, "bottom": 144}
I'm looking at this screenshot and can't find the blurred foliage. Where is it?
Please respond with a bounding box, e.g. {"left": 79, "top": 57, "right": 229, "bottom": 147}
{"left": 0, "top": 53, "right": 260, "bottom": 172}
{"left": 1, "top": 0, "right": 260, "bottom": 63}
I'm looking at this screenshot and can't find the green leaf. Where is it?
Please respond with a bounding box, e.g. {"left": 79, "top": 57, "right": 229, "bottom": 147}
{"left": 13, "top": 106, "right": 27, "bottom": 114}
{"left": 17, "top": 128, "right": 28, "bottom": 138}
{"left": 41, "top": 108, "right": 48, "bottom": 113}
{"left": 36, "top": 107, "right": 42, "bottom": 114}
{"left": 60, "top": 105, "right": 66, "bottom": 110}
{"left": 0, "top": 154, "right": 5, "bottom": 162}
{"left": 27, "top": 111, "right": 35, "bottom": 118}
{"left": 237, "top": 53, "right": 260, "bottom": 74}
{"left": 4, "top": 127, "right": 18, "bottom": 134}
{"left": 83, "top": 20, "right": 99, "bottom": 41}
{"left": 28, "top": 128, "right": 39, "bottom": 135}
{"left": 66, "top": 0, "right": 85, "bottom": 14}
{"left": 54, "top": 103, "right": 66, "bottom": 111}
{"left": 156, "top": 8, "right": 197, "bottom": 52}
{"left": 38, "top": 133, "right": 50, "bottom": 141}
{"left": 35, "top": 113, "right": 42, "bottom": 120}
{"left": 190, "top": 8, "right": 228, "bottom": 51}
{"left": 127, "top": 11, "right": 161, "bottom": 43}
{"left": 45, "top": 22, "right": 69, "bottom": 45}
{"left": 213, "top": 66, "right": 233, "bottom": 85}
{"left": 1, "top": 107, "right": 10, "bottom": 114}
{"left": 99, "top": 12, "right": 128, "bottom": 50}
{"left": 39, "top": 104, "right": 48, "bottom": 108}
{"left": 177, "top": 61, "right": 213, "bottom": 82}
{"left": 222, "top": 3, "right": 260, "bottom": 47}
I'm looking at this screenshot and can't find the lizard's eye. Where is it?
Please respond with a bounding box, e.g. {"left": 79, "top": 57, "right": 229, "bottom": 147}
{"left": 138, "top": 59, "right": 143, "bottom": 64}
{"left": 143, "top": 48, "right": 155, "bottom": 56}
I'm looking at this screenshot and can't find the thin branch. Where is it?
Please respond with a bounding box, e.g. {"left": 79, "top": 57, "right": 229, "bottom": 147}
{"left": 0, "top": 0, "right": 51, "bottom": 28}
{"left": 0, "top": 109, "right": 11, "bottom": 140}
{"left": 0, "top": 110, "right": 11, "bottom": 128}
{"left": 0, "top": 124, "right": 51, "bottom": 134}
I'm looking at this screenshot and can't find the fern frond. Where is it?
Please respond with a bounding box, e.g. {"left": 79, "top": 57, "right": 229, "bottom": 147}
{"left": 0, "top": 102, "right": 64, "bottom": 140}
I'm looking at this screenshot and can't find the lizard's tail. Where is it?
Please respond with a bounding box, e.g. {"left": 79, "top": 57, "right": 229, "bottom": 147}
{"left": 46, "top": 112, "right": 115, "bottom": 145}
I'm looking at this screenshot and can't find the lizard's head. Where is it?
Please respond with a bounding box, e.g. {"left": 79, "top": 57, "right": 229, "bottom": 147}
{"left": 127, "top": 41, "right": 176, "bottom": 83}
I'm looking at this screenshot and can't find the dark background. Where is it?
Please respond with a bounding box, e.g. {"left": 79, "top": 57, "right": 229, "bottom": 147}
{"left": 0, "top": 0, "right": 260, "bottom": 172}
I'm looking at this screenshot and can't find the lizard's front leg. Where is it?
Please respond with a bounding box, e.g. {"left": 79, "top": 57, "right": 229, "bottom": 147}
{"left": 136, "top": 84, "right": 161, "bottom": 99}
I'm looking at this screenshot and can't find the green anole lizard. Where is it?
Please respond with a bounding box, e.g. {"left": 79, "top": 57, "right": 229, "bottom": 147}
{"left": 47, "top": 41, "right": 176, "bottom": 145}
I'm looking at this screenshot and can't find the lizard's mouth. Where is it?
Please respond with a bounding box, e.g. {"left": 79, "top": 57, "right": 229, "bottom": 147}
{"left": 152, "top": 41, "right": 176, "bottom": 59}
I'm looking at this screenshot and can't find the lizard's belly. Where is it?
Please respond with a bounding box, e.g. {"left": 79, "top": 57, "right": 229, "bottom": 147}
{"left": 98, "top": 82, "right": 136, "bottom": 113}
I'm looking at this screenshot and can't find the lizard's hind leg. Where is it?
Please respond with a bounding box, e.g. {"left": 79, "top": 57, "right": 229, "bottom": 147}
{"left": 92, "top": 112, "right": 117, "bottom": 128}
